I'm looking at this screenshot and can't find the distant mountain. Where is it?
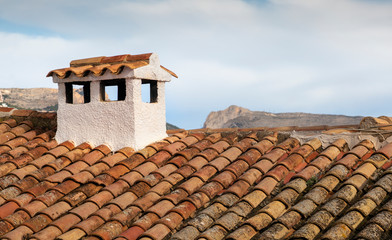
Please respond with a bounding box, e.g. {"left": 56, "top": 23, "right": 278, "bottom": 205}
{"left": 0, "top": 88, "right": 62, "bottom": 110}
{"left": 0, "top": 88, "right": 179, "bottom": 130}
{"left": 204, "top": 105, "right": 363, "bottom": 129}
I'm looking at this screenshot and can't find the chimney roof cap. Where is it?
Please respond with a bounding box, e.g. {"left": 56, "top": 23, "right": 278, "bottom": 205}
{"left": 47, "top": 53, "right": 177, "bottom": 79}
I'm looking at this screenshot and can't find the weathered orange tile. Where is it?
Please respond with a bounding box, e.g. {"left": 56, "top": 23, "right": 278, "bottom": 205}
{"left": 128, "top": 181, "right": 150, "bottom": 198}
{"left": 225, "top": 179, "right": 250, "bottom": 198}
{"left": 220, "top": 147, "right": 243, "bottom": 162}
{"left": 310, "top": 155, "right": 331, "bottom": 170}
{"left": 50, "top": 180, "right": 80, "bottom": 195}
{"left": 162, "top": 173, "right": 183, "bottom": 186}
{"left": 119, "top": 171, "right": 143, "bottom": 187}
{"left": 92, "top": 204, "right": 121, "bottom": 222}
{"left": 206, "top": 141, "right": 230, "bottom": 154}
{"left": 70, "top": 202, "right": 99, "bottom": 220}
{"left": 153, "top": 164, "right": 178, "bottom": 178}
{"left": 62, "top": 191, "right": 88, "bottom": 209}
{"left": 265, "top": 165, "right": 290, "bottom": 182}
{"left": 110, "top": 206, "right": 141, "bottom": 226}
{"left": 198, "top": 182, "right": 224, "bottom": 199}
{"left": 147, "top": 141, "right": 170, "bottom": 151}
{"left": 238, "top": 168, "right": 262, "bottom": 185}
{"left": 20, "top": 200, "right": 47, "bottom": 217}
{"left": 73, "top": 215, "right": 104, "bottom": 235}
{"left": 209, "top": 157, "right": 231, "bottom": 171}
{"left": 130, "top": 192, "right": 160, "bottom": 211}
{"left": 119, "top": 225, "right": 145, "bottom": 240}
{"left": 31, "top": 225, "right": 63, "bottom": 239}
{"left": 148, "top": 151, "right": 172, "bottom": 167}
{"left": 173, "top": 165, "right": 193, "bottom": 179}
{"left": 28, "top": 145, "right": 52, "bottom": 160}
{"left": 188, "top": 140, "right": 210, "bottom": 154}
{"left": 150, "top": 181, "right": 173, "bottom": 196}
{"left": 354, "top": 162, "right": 377, "bottom": 178}
{"left": 23, "top": 182, "right": 54, "bottom": 199}
{"left": 170, "top": 201, "right": 197, "bottom": 219}
{"left": 91, "top": 220, "right": 125, "bottom": 240}
{"left": 8, "top": 193, "right": 34, "bottom": 208}
{"left": 225, "top": 160, "right": 249, "bottom": 177}
{"left": 1, "top": 225, "right": 33, "bottom": 240}
{"left": 3, "top": 209, "right": 30, "bottom": 231}
{"left": 0, "top": 201, "right": 19, "bottom": 218}
{"left": 187, "top": 156, "right": 209, "bottom": 171}
{"left": 148, "top": 200, "right": 175, "bottom": 218}
{"left": 50, "top": 213, "right": 81, "bottom": 233}
{"left": 238, "top": 149, "right": 261, "bottom": 166}
{"left": 114, "top": 147, "right": 134, "bottom": 158}
{"left": 33, "top": 190, "right": 62, "bottom": 207}
{"left": 5, "top": 136, "right": 28, "bottom": 149}
{"left": 254, "top": 176, "right": 278, "bottom": 195}
{"left": 61, "top": 147, "right": 91, "bottom": 163}
{"left": 279, "top": 153, "right": 304, "bottom": 170}
{"left": 295, "top": 165, "right": 320, "bottom": 180}
{"left": 109, "top": 191, "right": 138, "bottom": 210}
{"left": 167, "top": 155, "right": 187, "bottom": 168}
{"left": 101, "top": 180, "right": 128, "bottom": 198}
{"left": 136, "top": 147, "right": 157, "bottom": 160}
{"left": 0, "top": 186, "right": 23, "bottom": 201}
{"left": 162, "top": 142, "right": 187, "bottom": 156}
{"left": 162, "top": 189, "right": 188, "bottom": 205}
{"left": 142, "top": 223, "right": 171, "bottom": 240}
{"left": 133, "top": 162, "right": 158, "bottom": 177}
{"left": 39, "top": 201, "right": 71, "bottom": 220}
{"left": 252, "top": 159, "right": 274, "bottom": 174}
{"left": 23, "top": 213, "right": 52, "bottom": 232}
{"left": 44, "top": 170, "right": 72, "bottom": 183}
{"left": 377, "top": 142, "right": 392, "bottom": 159}
{"left": 261, "top": 148, "right": 286, "bottom": 164}
{"left": 64, "top": 161, "right": 89, "bottom": 174}
{"left": 90, "top": 173, "right": 116, "bottom": 187}
{"left": 192, "top": 165, "right": 217, "bottom": 182}
{"left": 28, "top": 165, "right": 56, "bottom": 180}
{"left": 185, "top": 191, "right": 210, "bottom": 209}
{"left": 11, "top": 110, "right": 35, "bottom": 117}
{"left": 133, "top": 212, "right": 160, "bottom": 231}
{"left": 212, "top": 171, "right": 237, "bottom": 188}
{"left": 226, "top": 224, "right": 257, "bottom": 240}
{"left": 249, "top": 140, "right": 275, "bottom": 155}
{"left": 0, "top": 132, "right": 17, "bottom": 145}
{"left": 178, "top": 177, "right": 204, "bottom": 195}
{"left": 178, "top": 135, "right": 200, "bottom": 147}
{"left": 344, "top": 174, "right": 368, "bottom": 191}
{"left": 196, "top": 149, "right": 220, "bottom": 162}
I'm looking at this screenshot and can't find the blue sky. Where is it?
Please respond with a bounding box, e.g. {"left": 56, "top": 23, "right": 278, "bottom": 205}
{"left": 0, "top": 0, "right": 392, "bottom": 129}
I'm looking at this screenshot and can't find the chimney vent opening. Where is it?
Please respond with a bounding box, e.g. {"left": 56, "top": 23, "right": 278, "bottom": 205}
{"left": 100, "top": 79, "right": 126, "bottom": 101}
{"left": 65, "top": 82, "right": 91, "bottom": 104}
{"left": 142, "top": 80, "right": 158, "bottom": 103}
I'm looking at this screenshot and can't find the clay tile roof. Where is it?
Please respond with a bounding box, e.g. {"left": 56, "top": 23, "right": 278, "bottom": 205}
{"left": 2, "top": 109, "right": 392, "bottom": 239}
{"left": 47, "top": 53, "right": 178, "bottom": 79}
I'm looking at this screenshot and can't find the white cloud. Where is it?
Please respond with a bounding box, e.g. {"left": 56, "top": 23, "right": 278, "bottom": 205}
{"left": 0, "top": 0, "right": 391, "bottom": 128}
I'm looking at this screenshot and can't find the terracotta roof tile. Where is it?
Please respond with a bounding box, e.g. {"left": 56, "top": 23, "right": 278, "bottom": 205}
{"left": 1, "top": 225, "right": 33, "bottom": 240}
{"left": 2, "top": 116, "right": 392, "bottom": 239}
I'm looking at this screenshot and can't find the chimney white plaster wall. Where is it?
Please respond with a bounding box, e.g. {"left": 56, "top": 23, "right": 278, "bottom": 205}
{"left": 53, "top": 53, "right": 171, "bottom": 151}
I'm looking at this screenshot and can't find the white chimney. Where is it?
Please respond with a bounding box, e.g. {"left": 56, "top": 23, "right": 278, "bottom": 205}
{"left": 47, "top": 53, "right": 177, "bottom": 151}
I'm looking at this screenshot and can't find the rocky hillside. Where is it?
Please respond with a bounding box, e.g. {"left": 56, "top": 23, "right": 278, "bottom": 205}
{"left": 204, "top": 105, "right": 363, "bottom": 129}
{"left": 0, "top": 88, "right": 86, "bottom": 111}
{"left": 0, "top": 88, "right": 60, "bottom": 111}
{"left": 0, "top": 88, "right": 179, "bottom": 129}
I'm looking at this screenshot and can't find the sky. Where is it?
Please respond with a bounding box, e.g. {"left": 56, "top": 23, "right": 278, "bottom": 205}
{"left": 0, "top": 0, "right": 391, "bottom": 129}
